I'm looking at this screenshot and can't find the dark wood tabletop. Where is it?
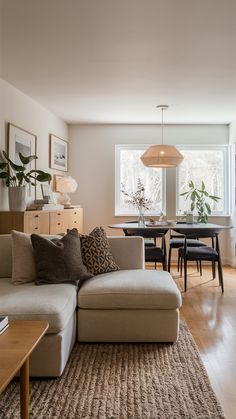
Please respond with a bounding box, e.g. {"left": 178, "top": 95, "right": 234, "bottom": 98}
{"left": 108, "top": 222, "right": 232, "bottom": 235}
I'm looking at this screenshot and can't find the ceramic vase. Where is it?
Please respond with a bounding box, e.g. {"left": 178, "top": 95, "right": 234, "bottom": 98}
{"left": 8, "top": 186, "right": 27, "bottom": 211}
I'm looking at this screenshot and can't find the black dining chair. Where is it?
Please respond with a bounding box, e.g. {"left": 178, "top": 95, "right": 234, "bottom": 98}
{"left": 168, "top": 231, "right": 207, "bottom": 273}
{"left": 178, "top": 231, "right": 224, "bottom": 292}
{"left": 123, "top": 223, "right": 168, "bottom": 270}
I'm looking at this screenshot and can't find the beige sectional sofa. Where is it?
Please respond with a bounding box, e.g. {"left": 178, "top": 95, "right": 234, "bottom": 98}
{"left": 0, "top": 234, "right": 182, "bottom": 377}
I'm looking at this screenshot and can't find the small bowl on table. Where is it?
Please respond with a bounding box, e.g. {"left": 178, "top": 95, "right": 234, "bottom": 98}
{"left": 166, "top": 220, "right": 176, "bottom": 226}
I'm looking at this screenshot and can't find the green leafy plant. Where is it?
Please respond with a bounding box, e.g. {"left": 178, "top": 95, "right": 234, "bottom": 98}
{"left": 0, "top": 150, "right": 52, "bottom": 187}
{"left": 180, "top": 180, "right": 220, "bottom": 223}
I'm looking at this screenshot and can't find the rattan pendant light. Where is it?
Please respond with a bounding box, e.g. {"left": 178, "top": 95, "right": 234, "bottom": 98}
{"left": 141, "top": 105, "right": 184, "bottom": 168}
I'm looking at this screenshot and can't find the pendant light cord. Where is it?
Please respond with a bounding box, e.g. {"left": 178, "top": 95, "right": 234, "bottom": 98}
{"left": 161, "top": 107, "right": 164, "bottom": 145}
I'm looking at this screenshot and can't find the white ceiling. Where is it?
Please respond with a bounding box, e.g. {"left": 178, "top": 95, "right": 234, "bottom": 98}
{"left": 2, "top": 0, "right": 236, "bottom": 124}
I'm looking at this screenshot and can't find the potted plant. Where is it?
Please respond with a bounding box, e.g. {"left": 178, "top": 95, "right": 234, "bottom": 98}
{"left": 121, "top": 178, "right": 153, "bottom": 226}
{"left": 180, "top": 180, "right": 220, "bottom": 223}
{"left": 0, "top": 150, "right": 52, "bottom": 211}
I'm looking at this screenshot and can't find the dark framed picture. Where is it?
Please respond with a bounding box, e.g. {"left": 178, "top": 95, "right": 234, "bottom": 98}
{"left": 50, "top": 134, "right": 68, "bottom": 172}
{"left": 8, "top": 123, "right": 37, "bottom": 200}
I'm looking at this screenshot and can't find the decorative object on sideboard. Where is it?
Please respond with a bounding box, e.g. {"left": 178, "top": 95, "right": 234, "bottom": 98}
{"left": 41, "top": 184, "right": 54, "bottom": 203}
{"left": 8, "top": 123, "right": 37, "bottom": 201}
{"left": 27, "top": 184, "right": 64, "bottom": 210}
{"left": 140, "top": 105, "right": 184, "bottom": 168}
{"left": 0, "top": 150, "right": 51, "bottom": 211}
{"left": 55, "top": 175, "right": 78, "bottom": 208}
{"left": 50, "top": 134, "right": 68, "bottom": 172}
{"left": 180, "top": 180, "right": 221, "bottom": 223}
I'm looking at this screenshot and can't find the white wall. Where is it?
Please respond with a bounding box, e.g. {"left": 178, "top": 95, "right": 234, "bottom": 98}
{"left": 69, "top": 123, "right": 232, "bottom": 263}
{"left": 228, "top": 121, "right": 236, "bottom": 266}
{"left": 0, "top": 79, "right": 68, "bottom": 209}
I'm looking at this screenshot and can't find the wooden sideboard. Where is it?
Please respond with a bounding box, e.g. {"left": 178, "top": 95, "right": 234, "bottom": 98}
{"left": 0, "top": 208, "right": 83, "bottom": 235}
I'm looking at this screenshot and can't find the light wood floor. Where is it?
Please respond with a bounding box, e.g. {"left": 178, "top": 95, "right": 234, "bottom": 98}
{"left": 169, "top": 264, "right": 236, "bottom": 419}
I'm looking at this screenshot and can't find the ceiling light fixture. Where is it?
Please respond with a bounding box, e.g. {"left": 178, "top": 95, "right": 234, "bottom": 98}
{"left": 140, "top": 105, "right": 184, "bottom": 168}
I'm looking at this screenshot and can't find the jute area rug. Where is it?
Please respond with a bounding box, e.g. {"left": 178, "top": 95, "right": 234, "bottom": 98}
{"left": 0, "top": 322, "right": 225, "bottom": 419}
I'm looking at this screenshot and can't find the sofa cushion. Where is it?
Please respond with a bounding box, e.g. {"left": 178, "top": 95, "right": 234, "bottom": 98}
{"left": 31, "top": 229, "right": 92, "bottom": 285}
{"left": 80, "top": 227, "right": 120, "bottom": 275}
{"left": 78, "top": 269, "right": 182, "bottom": 310}
{"left": 11, "top": 230, "right": 61, "bottom": 285}
{"left": 0, "top": 235, "right": 12, "bottom": 278}
{"left": 0, "top": 278, "right": 77, "bottom": 333}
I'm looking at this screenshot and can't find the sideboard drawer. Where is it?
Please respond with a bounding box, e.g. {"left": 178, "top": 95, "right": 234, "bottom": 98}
{"left": 67, "top": 208, "right": 83, "bottom": 233}
{"left": 49, "top": 211, "right": 68, "bottom": 234}
{"left": 24, "top": 211, "right": 50, "bottom": 234}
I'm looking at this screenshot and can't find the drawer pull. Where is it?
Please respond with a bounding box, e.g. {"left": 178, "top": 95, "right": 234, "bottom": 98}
{"left": 57, "top": 213, "right": 61, "bottom": 216}
{"left": 34, "top": 215, "right": 39, "bottom": 218}
{"left": 74, "top": 221, "right": 77, "bottom": 224}
{"left": 74, "top": 212, "right": 77, "bottom": 215}
{"left": 35, "top": 227, "right": 38, "bottom": 230}
{"left": 57, "top": 222, "right": 61, "bottom": 226}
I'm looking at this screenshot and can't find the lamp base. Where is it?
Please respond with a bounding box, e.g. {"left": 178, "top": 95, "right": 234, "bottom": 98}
{"left": 58, "top": 192, "right": 71, "bottom": 206}
{"left": 63, "top": 204, "right": 75, "bottom": 209}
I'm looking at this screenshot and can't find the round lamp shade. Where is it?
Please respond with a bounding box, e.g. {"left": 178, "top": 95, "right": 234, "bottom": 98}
{"left": 57, "top": 176, "right": 78, "bottom": 193}
{"left": 141, "top": 145, "right": 184, "bottom": 168}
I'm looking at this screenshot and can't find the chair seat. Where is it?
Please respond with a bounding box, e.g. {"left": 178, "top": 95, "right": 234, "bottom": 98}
{"left": 145, "top": 239, "right": 156, "bottom": 247}
{"left": 170, "top": 238, "right": 206, "bottom": 248}
{"left": 179, "top": 246, "right": 218, "bottom": 260}
{"left": 145, "top": 246, "right": 163, "bottom": 262}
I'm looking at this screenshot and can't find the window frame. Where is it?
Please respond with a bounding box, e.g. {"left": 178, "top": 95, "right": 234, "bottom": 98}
{"left": 176, "top": 144, "right": 230, "bottom": 217}
{"left": 115, "top": 144, "right": 166, "bottom": 216}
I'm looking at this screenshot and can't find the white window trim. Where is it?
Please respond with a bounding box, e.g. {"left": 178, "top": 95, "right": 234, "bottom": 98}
{"left": 176, "top": 144, "right": 230, "bottom": 217}
{"left": 115, "top": 144, "right": 166, "bottom": 216}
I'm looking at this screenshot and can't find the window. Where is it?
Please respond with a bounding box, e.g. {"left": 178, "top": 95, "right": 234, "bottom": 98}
{"left": 177, "top": 146, "right": 229, "bottom": 216}
{"left": 115, "top": 145, "right": 164, "bottom": 216}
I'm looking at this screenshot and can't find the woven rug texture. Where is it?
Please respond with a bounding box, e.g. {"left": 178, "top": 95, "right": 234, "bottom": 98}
{"left": 0, "top": 322, "right": 225, "bottom": 419}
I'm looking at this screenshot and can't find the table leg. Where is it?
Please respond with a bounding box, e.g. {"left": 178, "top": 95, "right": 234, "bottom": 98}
{"left": 20, "top": 357, "right": 29, "bottom": 419}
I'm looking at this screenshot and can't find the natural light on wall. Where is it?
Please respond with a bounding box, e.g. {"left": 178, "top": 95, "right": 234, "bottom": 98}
{"left": 177, "top": 146, "right": 229, "bottom": 216}
{"left": 115, "top": 145, "right": 164, "bottom": 216}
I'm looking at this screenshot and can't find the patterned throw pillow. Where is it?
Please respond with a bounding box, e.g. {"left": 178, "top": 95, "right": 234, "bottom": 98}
{"left": 80, "top": 227, "right": 120, "bottom": 275}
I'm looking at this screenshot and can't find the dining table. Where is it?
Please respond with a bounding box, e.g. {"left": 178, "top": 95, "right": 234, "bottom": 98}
{"left": 108, "top": 222, "right": 232, "bottom": 270}
{"left": 108, "top": 222, "right": 232, "bottom": 236}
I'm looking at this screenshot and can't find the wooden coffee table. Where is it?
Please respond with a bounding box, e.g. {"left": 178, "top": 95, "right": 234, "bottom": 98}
{"left": 0, "top": 320, "right": 48, "bottom": 419}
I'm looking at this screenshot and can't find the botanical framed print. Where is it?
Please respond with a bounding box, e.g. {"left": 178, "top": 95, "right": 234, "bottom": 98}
{"left": 50, "top": 134, "right": 68, "bottom": 172}
{"left": 8, "top": 123, "right": 37, "bottom": 200}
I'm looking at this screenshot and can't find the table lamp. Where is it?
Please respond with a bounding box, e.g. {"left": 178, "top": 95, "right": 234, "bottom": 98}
{"left": 56, "top": 176, "right": 78, "bottom": 208}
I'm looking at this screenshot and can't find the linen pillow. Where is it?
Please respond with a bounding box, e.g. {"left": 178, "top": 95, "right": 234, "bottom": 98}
{"left": 11, "top": 230, "right": 61, "bottom": 285}
{"left": 80, "top": 226, "right": 120, "bottom": 275}
{"left": 31, "top": 228, "right": 93, "bottom": 285}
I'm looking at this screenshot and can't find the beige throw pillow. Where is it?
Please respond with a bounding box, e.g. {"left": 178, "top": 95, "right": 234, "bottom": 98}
{"left": 11, "top": 230, "right": 60, "bottom": 285}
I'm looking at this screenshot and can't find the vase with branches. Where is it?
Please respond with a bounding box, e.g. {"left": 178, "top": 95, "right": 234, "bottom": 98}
{"left": 121, "top": 178, "right": 152, "bottom": 226}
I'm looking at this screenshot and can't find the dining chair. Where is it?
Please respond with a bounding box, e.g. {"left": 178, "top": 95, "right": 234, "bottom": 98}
{"left": 123, "top": 223, "right": 168, "bottom": 270}
{"left": 178, "top": 231, "right": 224, "bottom": 292}
{"left": 168, "top": 232, "right": 206, "bottom": 273}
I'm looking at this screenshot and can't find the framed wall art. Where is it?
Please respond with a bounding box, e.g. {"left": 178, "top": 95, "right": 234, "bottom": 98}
{"left": 8, "top": 123, "right": 37, "bottom": 200}
{"left": 50, "top": 134, "right": 68, "bottom": 172}
{"left": 54, "top": 174, "right": 63, "bottom": 192}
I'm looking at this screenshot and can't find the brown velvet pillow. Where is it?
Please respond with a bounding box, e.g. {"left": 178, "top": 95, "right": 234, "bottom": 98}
{"left": 80, "top": 227, "right": 120, "bottom": 275}
{"left": 31, "top": 229, "right": 93, "bottom": 285}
